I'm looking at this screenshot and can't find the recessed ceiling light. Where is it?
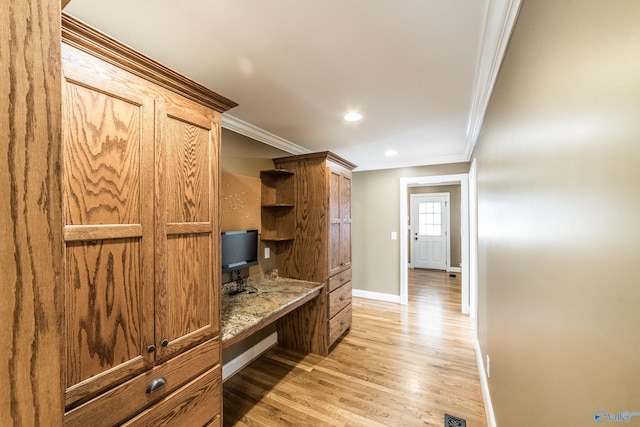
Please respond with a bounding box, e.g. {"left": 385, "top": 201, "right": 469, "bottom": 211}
{"left": 344, "top": 112, "right": 362, "bottom": 122}
{"left": 385, "top": 150, "right": 397, "bottom": 157}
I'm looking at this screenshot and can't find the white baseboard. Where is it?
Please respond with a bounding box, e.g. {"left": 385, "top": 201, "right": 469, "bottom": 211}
{"left": 222, "top": 332, "right": 278, "bottom": 382}
{"left": 352, "top": 289, "right": 401, "bottom": 303}
{"left": 475, "top": 338, "right": 496, "bottom": 427}
{"left": 450, "top": 266, "right": 462, "bottom": 273}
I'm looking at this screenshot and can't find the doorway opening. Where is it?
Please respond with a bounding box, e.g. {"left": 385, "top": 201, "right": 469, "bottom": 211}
{"left": 410, "top": 192, "right": 451, "bottom": 271}
{"left": 399, "top": 174, "right": 471, "bottom": 315}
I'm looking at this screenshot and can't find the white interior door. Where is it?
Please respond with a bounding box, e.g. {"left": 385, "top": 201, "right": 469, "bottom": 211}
{"left": 411, "top": 194, "right": 448, "bottom": 270}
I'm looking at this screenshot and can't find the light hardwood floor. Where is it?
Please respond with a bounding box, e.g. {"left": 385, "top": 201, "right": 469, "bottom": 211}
{"left": 223, "top": 269, "right": 487, "bottom": 426}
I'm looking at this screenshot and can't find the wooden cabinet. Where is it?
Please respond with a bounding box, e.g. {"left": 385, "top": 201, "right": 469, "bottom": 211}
{"left": 61, "top": 14, "right": 236, "bottom": 426}
{"left": 329, "top": 165, "right": 353, "bottom": 276}
{"left": 260, "top": 169, "right": 295, "bottom": 241}
{"left": 272, "top": 152, "right": 356, "bottom": 355}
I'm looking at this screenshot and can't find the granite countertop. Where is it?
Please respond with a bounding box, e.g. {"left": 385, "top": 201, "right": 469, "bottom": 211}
{"left": 221, "top": 272, "right": 324, "bottom": 349}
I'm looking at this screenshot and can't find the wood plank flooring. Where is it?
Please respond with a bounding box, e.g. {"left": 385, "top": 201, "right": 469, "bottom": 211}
{"left": 223, "top": 269, "right": 487, "bottom": 426}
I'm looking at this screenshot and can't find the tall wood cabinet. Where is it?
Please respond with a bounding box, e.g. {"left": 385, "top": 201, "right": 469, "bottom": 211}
{"left": 271, "top": 152, "right": 356, "bottom": 356}
{"left": 61, "top": 15, "right": 236, "bottom": 426}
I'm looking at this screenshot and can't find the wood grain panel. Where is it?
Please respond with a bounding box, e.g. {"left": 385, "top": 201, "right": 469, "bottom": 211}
{"left": 329, "top": 282, "right": 352, "bottom": 318}
{"left": 62, "top": 42, "right": 157, "bottom": 410}
{"left": 155, "top": 93, "right": 220, "bottom": 362}
{"left": 341, "top": 173, "right": 352, "bottom": 268}
{"left": 276, "top": 287, "right": 328, "bottom": 356}
{"left": 60, "top": 17, "right": 224, "bottom": 423}
{"left": 165, "top": 222, "right": 212, "bottom": 235}
{"left": 63, "top": 82, "right": 142, "bottom": 226}
{"left": 328, "top": 269, "right": 352, "bottom": 292}
{"left": 329, "top": 168, "right": 341, "bottom": 274}
{"left": 123, "top": 367, "right": 221, "bottom": 427}
{"left": 272, "top": 153, "right": 355, "bottom": 356}
{"left": 273, "top": 158, "right": 328, "bottom": 283}
{"left": 328, "top": 306, "right": 352, "bottom": 346}
{"left": 64, "top": 224, "right": 142, "bottom": 241}
{"left": 164, "top": 234, "right": 212, "bottom": 339}
{"left": 260, "top": 170, "right": 295, "bottom": 206}
{"left": 0, "top": 0, "right": 63, "bottom": 424}
{"left": 64, "top": 339, "right": 219, "bottom": 427}
{"left": 165, "top": 115, "right": 210, "bottom": 224}
{"left": 260, "top": 206, "right": 295, "bottom": 241}
{"left": 65, "top": 238, "right": 147, "bottom": 407}
{"left": 205, "top": 416, "right": 222, "bottom": 427}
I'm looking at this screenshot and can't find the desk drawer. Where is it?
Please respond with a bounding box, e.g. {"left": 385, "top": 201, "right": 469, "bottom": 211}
{"left": 123, "top": 366, "right": 221, "bottom": 426}
{"left": 65, "top": 339, "right": 220, "bottom": 427}
{"left": 329, "top": 306, "right": 352, "bottom": 346}
{"left": 328, "top": 268, "right": 351, "bottom": 292}
{"left": 329, "top": 281, "right": 352, "bottom": 318}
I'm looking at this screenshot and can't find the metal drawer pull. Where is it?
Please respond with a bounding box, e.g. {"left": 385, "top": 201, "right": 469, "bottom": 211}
{"left": 161, "top": 339, "right": 169, "bottom": 347}
{"left": 340, "top": 262, "right": 345, "bottom": 267}
{"left": 146, "top": 377, "right": 167, "bottom": 394}
{"left": 340, "top": 276, "right": 345, "bottom": 282}
{"left": 146, "top": 345, "right": 156, "bottom": 353}
{"left": 339, "top": 294, "right": 346, "bottom": 301}
{"left": 340, "top": 319, "right": 346, "bottom": 327}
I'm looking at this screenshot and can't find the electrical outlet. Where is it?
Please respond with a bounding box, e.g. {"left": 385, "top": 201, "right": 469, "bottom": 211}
{"left": 486, "top": 355, "right": 491, "bottom": 378}
{"left": 264, "top": 247, "right": 270, "bottom": 259}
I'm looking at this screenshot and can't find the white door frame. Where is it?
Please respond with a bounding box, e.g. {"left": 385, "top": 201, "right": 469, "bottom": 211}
{"left": 468, "top": 159, "right": 478, "bottom": 319}
{"left": 400, "top": 174, "right": 470, "bottom": 314}
{"left": 410, "top": 192, "right": 451, "bottom": 271}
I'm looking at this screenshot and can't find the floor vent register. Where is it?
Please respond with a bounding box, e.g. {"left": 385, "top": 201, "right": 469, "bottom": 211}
{"left": 444, "top": 413, "right": 467, "bottom": 427}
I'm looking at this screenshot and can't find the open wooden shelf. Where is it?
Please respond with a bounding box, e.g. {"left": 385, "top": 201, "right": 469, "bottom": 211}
{"left": 260, "top": 170, "right": 295, "bottom": 241}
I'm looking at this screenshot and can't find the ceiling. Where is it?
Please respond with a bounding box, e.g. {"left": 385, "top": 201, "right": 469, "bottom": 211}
{"left": 64, "top": 1, "right": 519, "bottom": 171}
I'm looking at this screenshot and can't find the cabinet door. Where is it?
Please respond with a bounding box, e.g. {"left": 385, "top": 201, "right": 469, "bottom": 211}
{"left": 62, "top": 45, "right": 155, "bottom": 408}
{"left": 155, "top": 95, "right": 221, "bottom": 361}
{"left": 328, "top": 167, "right": 352, "bottom": 276}
{"left": 328, "top": 168, "right": 342, "bottom": 277}
{"left": 340, "top": 172, "right": 352, "bottom": 271}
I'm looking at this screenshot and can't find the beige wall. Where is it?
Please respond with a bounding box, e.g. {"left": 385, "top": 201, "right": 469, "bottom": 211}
{"left": 352, "top": 163, "right": 469, "bottom": 295}
{"left": 221, "top": 128, "right": 290, "bottom": 177}
{"left": 473, "top": 0, "right": 640, "bottom": 425}
{"left": 408, "top": 184, "right": 462, "bottom": 268}
{"left": 220, "top": 128, "right": 290, "bottom": 363}
{"left": 220, "top": 129, "right": 290, "bottom": 276}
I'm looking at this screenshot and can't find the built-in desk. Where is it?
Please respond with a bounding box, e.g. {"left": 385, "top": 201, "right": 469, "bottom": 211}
{"left": 221, "top": 275, "right": 324, "bottom": 349}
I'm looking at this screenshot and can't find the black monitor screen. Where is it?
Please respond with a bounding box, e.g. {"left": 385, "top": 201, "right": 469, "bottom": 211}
{"left": 221, "top": 230, "right": 259, "bottom": 272}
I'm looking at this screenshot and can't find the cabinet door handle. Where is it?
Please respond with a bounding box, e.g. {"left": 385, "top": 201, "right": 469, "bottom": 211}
{"left": 339, "top": 294, "right": 346, "bottom": 301}
{"left": 340, "top": 262, "right": 345, "bottom": 267}
{"left": 146, "top": 377, "right": 167, "bottom": 394}
{"left": 161, "top": 339, "right": 169, "bottom": 347}
{"left": 146, "top": 345, "right": 156, "bottom": 353}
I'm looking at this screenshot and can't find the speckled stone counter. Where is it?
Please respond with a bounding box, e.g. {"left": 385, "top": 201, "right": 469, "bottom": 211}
{"left": 221, "top": 273, "right": 324, "bottom": 349}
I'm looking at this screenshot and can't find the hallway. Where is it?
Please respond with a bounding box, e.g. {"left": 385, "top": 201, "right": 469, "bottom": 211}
{"left": 223, "top": 269, "right": 486, "bottom": 426}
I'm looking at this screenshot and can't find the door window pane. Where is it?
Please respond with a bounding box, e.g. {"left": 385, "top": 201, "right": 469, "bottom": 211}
{"left": 417, "top": 201, "right": 442, "bottom": 236}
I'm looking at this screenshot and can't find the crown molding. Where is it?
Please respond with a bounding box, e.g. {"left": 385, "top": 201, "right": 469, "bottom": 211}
{"left": 61, "top": 13, "right": 238, "bottom": 113}
{"left": 221, "top": 114, "right": 311, "bottom": 155}
{"left": 353, "top": 152, "right": 471, "bottom": 172}
{"left": 464, "top": 0, "right": 522, "bottom": 160}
